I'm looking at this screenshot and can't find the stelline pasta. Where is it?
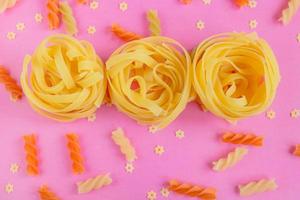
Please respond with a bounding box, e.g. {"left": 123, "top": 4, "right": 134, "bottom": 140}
{"left": 192, "top": 32, "right": 280, "bottom": 123}
{"left": 20, "top": 34, "right": 107, "bottom": 122}
{"left": 106, "top": 36, "right": 191, "bottom": 131}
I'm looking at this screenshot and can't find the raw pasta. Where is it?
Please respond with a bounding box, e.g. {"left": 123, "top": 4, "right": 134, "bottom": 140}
{"left": 111, "top": 23, "right": 143, "bottom": 42}
{"left": 233, "top": 0, "right": 249, "bottom": 7}
{"left": 279, "top": 0, "right": 300, "bottom": 25}
{"left": 180, "top": 0, "right": 192, "bottom": 4}
{"left": 66, "top": 133, "right": 85, "bottom": 174}
{"left": 23, "top": 134, "right": 39, "bottom": 176}
{"left": 39, "top": 185, "right": 61, "bottom": 200}
{"left": 112, "top": 128, "right": 137, "bottom": 162}
{"left": 168, "top": 179, "right": 217, "bottom": 200}
{"left": 46, "top": 0, "right": 60, "bottom": 30}
{"left": 20, "top": 34, "right": 107, "bottom": 122}
{"left": 60, "top": 1, "right": 78, "bottom": 36}
{"left": 192, "top": 32, "right": 280, "bottom": 123}
{"left": 147, "top": 9, "right": 161, "bottom": 36}
{"left": 77, "top": 0, "right": 88, "bottom": 4}
{"left": 77, "top": 173, "right": 112, "bottom": 194}
{"left": 239, "top": 179, "right": 278, "bottom": 196}
{"left": 222, "top": 132, "right": 263, "bottom": 146}
{"left": 106, "top": 36, "right": 191, "bottom": 131}
{"left": 0, "top": 0, "right": 17, "bottom": 13}
{"left": 0, "top": 65, "right": 22, "bottom": 101}
{"left": 212, "top": 147, "right": 248, "bottom": 171}
{"left": 293, "top": 144, "right": 300, "bottom": 156}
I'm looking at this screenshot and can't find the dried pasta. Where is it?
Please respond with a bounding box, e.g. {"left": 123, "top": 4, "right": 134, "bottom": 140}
{"left": 66, "top": 133, "right": 85, "bottom": 174}
{"left": 106, "top": 36, "right": 191, "bottom": 131}
{"left": 0, "top": 65, "right": 22, "bottom": 101}
{"left": 239, "top": 179, "right": 278, "bottom": 196}
{"left": 20, "top": 34, "right": 107, "bottom": 122}
{"left": 168, "top": 179, "right": 217, "bottom": 200}
{"left": 39, "top": 185, "right": 61, "bottom": 200}
{"left": 279, "top": 0, "right": 300, "bottom": 25}
{"left": 0, "top": 0, "right": 17, "bottom": 13}
{"left": 233, "top": 0, "right": 249, "bottom": 7}
{"left": 77, "top": 173, "right": 112, "bottom": 194}
{"left": 60, "top": 1, "right": 78, "bottom": 36}
{"left": 222, "top": 132, "right": 263, "bottom": 146}
{"left": 112, "top": 128, "right": 137, "bottom": 162}
{"left": 212, "top": 147, "right": 248, "bottom": 171}
{"left": 192, "top": 32, "right": 280, "bottom": 123}
{"left": 77, "top": 0, "right": 88, "bottom": 4}
{"left": 23, "top": 134, "right": 39, "bottom": 176}
{"left": 46, "top": 0, "right": 60, "bottom": 30}
{"left": 147, "top": 9, "right": 161, "bottom": 36}
{"left": 180, "top": 0, "right": 192, "bottom": 4}
{"left": 111, "top": 23, "right": 143, "bottom": 42}
{"left": 293, "top": 144, "right": 300, "bottom": 156}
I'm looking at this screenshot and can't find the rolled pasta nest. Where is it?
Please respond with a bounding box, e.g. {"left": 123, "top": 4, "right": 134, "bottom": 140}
{"left": 106, "top": 36, "right": 191, "bottom": 131}
{"left": 192, "top": 32, "right": 280, "bottom": 122}
{"left": 21, "top": 34, "right": 107, "bottom": 121}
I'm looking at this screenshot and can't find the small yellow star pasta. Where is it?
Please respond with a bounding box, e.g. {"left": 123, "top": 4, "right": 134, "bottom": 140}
{"left": 192, "top": 32, "right": 280, "bottom": 122}
{"left": 21, "top": 34, "right": 107, "bottom": 121}
{"left": 106, "top": 36, "right": 191, "bottom": 130}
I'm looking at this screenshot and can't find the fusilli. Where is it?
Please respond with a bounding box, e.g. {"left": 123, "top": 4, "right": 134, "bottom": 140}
{"left": 293, "top": 144, "right": 300, "bottom": 156}
{"left": 239, "top": 179, "right": 278, "bottom": 196}
{"left": 23, "top": 134, "right": 39, "bottom": 176}
{"left": 0, "top": 65, "right": 22, "bottom": 101}
{"left": 233, "top": 0, "right": 249, "bottom": 7}
{"left": 147, "top": 9, "right": 161, "bottom": 36}
{"left": 60, "top": 1, "right": 78, "bottom": 36}
{"left": 39, "top": 185, "right": 61, "bottom": 200}
{"left": 77, "top": 173, "right": 112, "bottom": 194}
{"left": 46, "top": 0, "right": 60, "bottom": 30}
{"left": 222, "top": 132, "right": 263, "bottom": 146}
{"left": 279, "top": 0, "right": 300, "bottom": 25}
{"left": 111, "top": 23, "right": 143, "bottom": 42}
{"left": 0, "top": 0, "right": 17, "bottom": 13}
{"left": 66, "top": 133, "right": 85, "bottom": 174}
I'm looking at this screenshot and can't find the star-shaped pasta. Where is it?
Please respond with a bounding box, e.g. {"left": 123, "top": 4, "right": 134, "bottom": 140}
{"left": 5, "top": 183, "right": 14, "bottom": 194}
{"left": 266, "top": 110, "right": 275, "bottom": 119}
{"left": 90, "top": 1, "right": 99, "bottom": 10}
{"left": 119, "top": 2, "right": 128, "bottom": 12}
{"left": 248, "top": 0, "right": 257, "bottom": 8}
{"left": 147, "top": 191, "right": 157, "bottom": 200}
{"left": 202, "top": 0, "right": 211, "bottom": 5}
{"left": 6, "top": 32, "right": 16, "bottom": 40}
{"left": 175, "top": 129, "right": 185, "bottom": 139}
{"left": 10, "top": 163, "right": 19, "bottom": 174}
{"left": 125, "top": 162, "right": 134, "bottom": 173}
{"left": 196, "top": 20, "right": 205, "bottom": 30}
{"left": 149, "top": 125, "right": 158, "bottom": 134}
{"left": 160, "top": 188, "right": 170, "bottom": 197}
{"left": 87, "top": 113, "right": 96, "bottom": 121}
{"left": 249, "top": 19, "right": 258, "bottom": 29}
{"left": 35, "top": 13, "right": 43, "bottom": 23}
{"left": 154, "top": 145, "right": 165, "bottom": 155}
{"left": 16, "top": 23, "right": 25, "bottom": 31}
{"left": 290, "top": 109, "right": 300, "bottom": 118}
{"left": 87, "top": 26, "right": 96, "bottom": 35}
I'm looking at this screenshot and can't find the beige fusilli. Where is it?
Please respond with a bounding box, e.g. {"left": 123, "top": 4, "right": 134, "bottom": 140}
{"left": 239, "top": 179, "right": 278, "bottom": 196}
{"left": 147, "top": 9, "right": 161, "bottom": 36}
{"left": 279, "top": 0, "right": 300, "bottom": 25}
{"left": 77, "top": 173, "right": 112, "bottom": 194}
{"left": 112, "top": 128, "right": 137, "bottom": 162}
{"left": 0, "top": 0, "right": 17, "bottom": 13}
{"left": 60, "top": 1, "right": 78, "bottom": 36}
{"left": 212, "top": 147, "right": 248, "bottom": 171}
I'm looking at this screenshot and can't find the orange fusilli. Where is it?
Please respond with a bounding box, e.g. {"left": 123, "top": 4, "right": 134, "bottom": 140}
{"left": 46, "top": 0, "right": 61, "bottom": 30}
{"left": 0, "top": 65, "right": 22, "bottom": 101}
{"left": 111, "top": 23, "right": 143, "bottom": 42}
{"left": 23, "top": 134, "right": 39, "bottom": 176}
{"left": 66, "top": 133, "right": 85, "bottom": 174}
{"left": 222, "top": 132, "right": 263, "bottom": 146}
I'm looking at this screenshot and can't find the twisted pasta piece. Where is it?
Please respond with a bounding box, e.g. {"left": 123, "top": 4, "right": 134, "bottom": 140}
{"left": 0, "top": 65, "right": 22, "bottom": 101}
{"left": 39, "top": 185, "right": 61, "bottom": 200}
{"left": 106, "top": 36, "right": 191, "bottom": 130}
{"left": 233, "top": 0, "right": 249, "bottom": 7}
{"left": 47, "top": 0, "right": 60, "bottom": 30}
{"left": 279, "top": 0, "right": 300, "bottom": 25}
{"left": 20, "top": 34, "right": 107, "bottom": 122}
{"left": 112, "top": 128, "right": 137, "bottom": 162}
{"left": 66, "top": 133, "right": 85, "bottom": 174}
{"left": 180, "top": 0, "right": 192, "bottom": 4}
{"left": 0, "top": 0, "right": 17, "bottom": 13}
{"left": 77, "top": 0, "right": 88, "bottom": 4}
{"left": 293, "top": 144, "right": 300, "bottom": 156}
{"left": 111, "top": 23, "right": 143, "bottom": 42}
{"left": 239, "top": 179, "right": 278, "bottom": 196}
{"left": 60, "top": 1, "right": 78, "bottom": 36}
{"left": 212, "top": 147, "right": 248, "bottom": 171}
{"left": 147, "top": 10, "right": 161, "bottom": 36}
{"left": 77, "top": 173, "right": 112, "bottom": 194}
{"left": 23, "top": 134, "right": 39, "bottom": 176}
{"left": 192, "top": 32, "right": 281, "bottom": 123}
{"left": 222, "top": 132, "right": 263, "bottom": 146}
{"left": 168, "top": 180, "right": 217, "bottom": 200}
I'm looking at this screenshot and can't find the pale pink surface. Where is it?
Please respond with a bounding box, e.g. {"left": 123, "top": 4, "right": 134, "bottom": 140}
{"left": 0, "top": 0, "right": 299, "bottom": 199}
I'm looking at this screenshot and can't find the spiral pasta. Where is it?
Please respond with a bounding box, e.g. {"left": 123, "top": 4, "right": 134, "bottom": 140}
{"left": 239, "top": 179, "right": 278, "bottom": 196}
{"left": 168, "top": 180, "right": 217, "bottom": 200}
{"left": 111, "top": 23, "right": 143, "bottom": 42}
{"left": 0, "top": 65, "right": 22, "bottom": 101}
{"left": 279, "top": 0, "right": 300, "bottom": 25}
{"left": 233, "top": 0, "right": 249, "bottom": 7}
{"left": 77, "top": 0, "right": 88, "bottom": 4}
{"left": 147, "top": 9, "right": 161, "bottom": 36}
{"left": 180, "top": 0, "right": 192, "bottom": 5}
{"left": 222, "top": 132, "right": 263, "bottom": 146}
{"left": 47, "top": 0, "right": 60, "bottom": 30}
{"left": 77, "top": 173, "right": 112, "bottom": 194}
{"left": 212, "top": 147, "right": 248, "bottom": 171}
{"left": 293, "top": 144, "right": 300, "bottom": 156}
{"left": 106, "top": 36, "right": 191, "bottom": 131}
{"left": 66, "top": 133, "right": 85, "bottom": 174}
{"left": 23, "top": 134, "right": 39, "bottom": 176}
{"left": 0, "top": 0, "right": 17, "bottom": 13}
{"left": 112, "top": 128, "right": 137, "bottom": 162}
{"left": 192, "top": 32, "right": 280, "bottom": 123}
{"left": 20, "top": 34, "right": 107, "bottom": 122}
{"left": 60, "top": 1, "right": 78, "bottom": 36}
{"left": 39, "top": 185, "right": 61, "bottom": 200}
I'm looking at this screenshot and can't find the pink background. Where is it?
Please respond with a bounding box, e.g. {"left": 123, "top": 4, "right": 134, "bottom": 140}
{"left": 0, "top": 0, "right": 300, "bottom": 199}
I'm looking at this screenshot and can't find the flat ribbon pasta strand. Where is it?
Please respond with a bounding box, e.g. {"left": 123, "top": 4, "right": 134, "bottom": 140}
{"left": 239, "top": 179, "right": 278, "bottom": 196}
{"left": 192, "top": 32, "right": 281, "bottom": 123}
{"left": 106, "top": 36, "right": 191, "bottom": 131}
{"left": 20, "top": 34, "right": 107, "bottom": 122}
{"left": 0, "top": 0, "right": 17, "bottom": 13}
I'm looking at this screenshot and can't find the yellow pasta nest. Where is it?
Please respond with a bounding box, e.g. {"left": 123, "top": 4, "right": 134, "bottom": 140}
{"left": 21, "top": 34, "right": 107, "bottom": 121}
{"left": 106, "top": 36, "right": 191, "bottom": 130}
{"left": 192, "top": 32, "right": 280, "bottom": 122}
